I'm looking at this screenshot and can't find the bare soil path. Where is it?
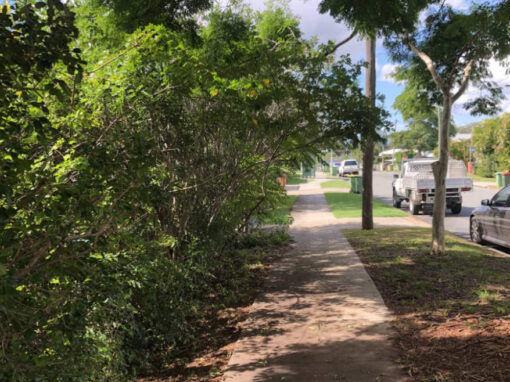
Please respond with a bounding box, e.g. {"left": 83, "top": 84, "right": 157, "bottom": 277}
{"left": 223, "top": 183, "right": 411, "bottom": 381}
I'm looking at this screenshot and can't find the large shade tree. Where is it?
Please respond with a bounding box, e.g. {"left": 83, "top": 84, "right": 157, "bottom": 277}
{"left": 319, "top": 0, "right": 510, "bottom": 255}
{"left": 385, "top": 1, "right": 510, "bottom": 254}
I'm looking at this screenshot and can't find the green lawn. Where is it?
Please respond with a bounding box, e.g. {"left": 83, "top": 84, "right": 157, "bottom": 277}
{"left": 286, "top": 174, "right": 313, "bottom": 185}
{"left": 320, "top": 179, "right": 350, "bottom": 189}
{"left": 343, "top": 227, "right": 510, "bottom": 381}
{"left": 324, "top": 192, "right": 407, "bottom": 218}
{"left": 261, "top": 195, "right": 297, "bottom": 225}
{"left": 470, "top": 174, "right": 496, "bottom": 183}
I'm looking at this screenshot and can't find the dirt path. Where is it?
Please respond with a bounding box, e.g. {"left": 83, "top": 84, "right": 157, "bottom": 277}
{"left": 223, "top": 187, "right": 410, "bottom": 381}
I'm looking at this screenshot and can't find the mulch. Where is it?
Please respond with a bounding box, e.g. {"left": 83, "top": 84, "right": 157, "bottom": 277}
{"left": 345, "top": 228, "right": 510, "bottom": 382}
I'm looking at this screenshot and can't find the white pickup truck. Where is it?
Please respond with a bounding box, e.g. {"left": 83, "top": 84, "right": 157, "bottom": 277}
{"left": 392, "top": 158, "right": 473, "bottom": 215}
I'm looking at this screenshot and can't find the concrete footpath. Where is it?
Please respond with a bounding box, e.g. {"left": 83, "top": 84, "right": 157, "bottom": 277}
{"left": 223, "top": 183, "right": 412, "bottom": 381}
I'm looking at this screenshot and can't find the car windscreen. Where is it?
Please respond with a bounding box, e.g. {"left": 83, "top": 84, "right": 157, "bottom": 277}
{"left": 344, "top": 161, "right": 357, "bottom": 166}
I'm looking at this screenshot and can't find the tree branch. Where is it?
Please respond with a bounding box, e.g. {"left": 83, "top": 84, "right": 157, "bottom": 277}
{"left": 324, "top": 31, "right": 357, "bottom": 57}
{"left": 452, "top": 59, "right": 475, "bottom": 103}
{"left": 404, "top": 31, "right": 446, "bottom": 94}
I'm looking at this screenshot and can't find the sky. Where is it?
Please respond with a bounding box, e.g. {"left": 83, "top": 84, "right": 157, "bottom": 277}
{"left": 219, "top": 0, "right": 510, "bottom": 131}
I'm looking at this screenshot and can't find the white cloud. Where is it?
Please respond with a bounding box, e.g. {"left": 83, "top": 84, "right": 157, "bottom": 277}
{"left": 287, "top": 0, "right": 366, "bottom": 60}
{"left": 380, "top": 63, "right": 399, "bottom": 83}
{"left": 453, "top": 59, "right": 510, "bottom": 116}
{"left": 444, "top": 0, "right": 468, "bottom": 10}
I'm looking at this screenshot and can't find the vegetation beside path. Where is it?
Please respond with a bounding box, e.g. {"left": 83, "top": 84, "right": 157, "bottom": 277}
{"left": 320, "top": 179, "right": 350, "bottom": 189}
{"left": 139, "top": 230, "right": 290, "bottom": 382}
{"left": 324, "top": 192, "right": 407, "bottom": 218}
{"left": 286, "top": 175, "right": 313, "bottom": 185}
{"left": 261, "top": 195, "right": 297, "bottom": 225}
{"left": 343, "top": 227, "right": 510, "bottom": 382}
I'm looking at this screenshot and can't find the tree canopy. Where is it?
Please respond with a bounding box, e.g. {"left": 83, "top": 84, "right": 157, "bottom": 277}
{"left": 319, "top": 0, "right": 433, "bottom": 36}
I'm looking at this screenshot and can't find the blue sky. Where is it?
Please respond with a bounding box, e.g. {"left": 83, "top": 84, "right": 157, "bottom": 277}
{"left": 235, "top": 0, "right": 510, "bottom": 131}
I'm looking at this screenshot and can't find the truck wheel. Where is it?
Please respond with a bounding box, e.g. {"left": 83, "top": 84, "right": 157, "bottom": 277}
{"left": 392, "top": 189, "right": 401, "bottom": 208}
{"left": 409, "top": 199, "right": 420, "bottom": 215}
{"left": 450, "top": 203, "right": 462, "bottom": 214}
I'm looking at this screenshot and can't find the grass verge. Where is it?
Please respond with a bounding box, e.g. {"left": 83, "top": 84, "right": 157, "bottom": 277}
{"left": 470, "top": 174, "right": 496, "bottom": 183}
{"left": 324, "top": 192, "right": 407, "bottom": 218}
{"left": 343, "top": 227, "right": 510, "bottom": 381}
{"left": 261, "top": 195, "right": 297, "bottom": 225}
{"left": 320, "top": 179, "right": 350, "bottom": 189}
{"left": 139, "top": 230, "right": 291, "bottom": 382}
{"left": 286, "top": 175, "right": 312, "bottom": 185}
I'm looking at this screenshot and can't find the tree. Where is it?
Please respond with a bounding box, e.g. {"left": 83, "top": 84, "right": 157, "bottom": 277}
{"left": 391, "top": 71, "right": 456, "bottom": 155}
{"left": 472, "top": 113, "right": 510, "bottom": 176}
{"left": 1, "top": 2, "right": 388, "bottom": 378}
{"left": 385, "top": 1, "right": 510, "bottom": 254}
{"left": 318, "top": 0, "right": 431, "bottom": 230}
{"left": 94, "top": 0, "right": 212, "bottom": 33}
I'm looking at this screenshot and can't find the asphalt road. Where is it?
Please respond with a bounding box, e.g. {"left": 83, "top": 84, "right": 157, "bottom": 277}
{"left": 371, "top": 171, "right": 497, "bottom": 239}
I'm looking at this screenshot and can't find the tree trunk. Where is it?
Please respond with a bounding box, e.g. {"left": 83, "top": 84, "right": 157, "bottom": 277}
{"left": 430, "top": 95, "right": 451, "bottom": 255}
{"left": 362, "top": 38, "right": 376, "bottom": 230}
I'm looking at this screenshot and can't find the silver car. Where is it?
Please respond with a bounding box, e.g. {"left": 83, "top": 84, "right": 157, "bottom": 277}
{"left": 338, "top": 159, "right": 359, "bottom": 176}
{"left": 470, "top": 184, "right": 510, "bottom": 249}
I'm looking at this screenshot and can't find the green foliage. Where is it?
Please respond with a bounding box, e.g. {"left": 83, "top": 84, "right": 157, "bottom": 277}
{"left": 0, "top": 2, "right": 390, "bottom": 380}
{"left": 472, "top": 114, "right": 510, "bottom": 175}
{"left": 318, "top": 0, "right": 432, "bottom": 36}
{"left": 261, "top": 195, "right": 297, "bottom": 225}
{"left": 449, "top": 139, "right": 470, "bottom": 164}
{"left": 94, "top": 0, "right": 212, "bottom": 33}
{"left": 385, "top": 2, "right": 510, "bottom": 115}
{"left": 390, "top": 71, "right": 456, "bottom": 155}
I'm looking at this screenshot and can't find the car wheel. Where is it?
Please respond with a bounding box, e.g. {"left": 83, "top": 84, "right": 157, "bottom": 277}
{"left": 392, "top": 189, "right": 401, "bottom": 208}
{"left": 450, "top": 203, "right": 462, "bottom": 214}
{"left": 409, "top": 199, "right": 420, "bottom": 215}
{"left": 470, "top": 217, "right": 484, "bottom": 244}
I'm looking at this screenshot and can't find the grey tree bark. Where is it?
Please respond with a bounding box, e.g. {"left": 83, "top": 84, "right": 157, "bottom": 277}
{"left": 406, "top": 34, "right": 474, "bottom": 255}
{"left": 430, "top": 97, "right": 451, "bottom": 255}
{"left": 362, "top": 38, "right": 376, "bottom": 230}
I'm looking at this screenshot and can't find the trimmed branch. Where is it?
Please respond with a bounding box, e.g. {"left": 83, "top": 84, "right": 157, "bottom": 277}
{"left": 452, "top": 59, "right": 475, "bottom": 103}
{"left": 404, "top": 31, "right": 446, "bottom": 93}
{"left": 324, "top": 31, "right": 357, "bottom": 57}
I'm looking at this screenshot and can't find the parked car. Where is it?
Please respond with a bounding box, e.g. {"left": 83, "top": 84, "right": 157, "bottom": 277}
{"left": 338, "top": 159, "right": 359, "bottom": 176}
{"left": 470, "top": 184, "right": 510, "bottom": 249}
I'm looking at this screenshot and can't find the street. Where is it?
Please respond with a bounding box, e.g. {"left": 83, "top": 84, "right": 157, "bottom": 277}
{"left": 371, "top": 171, "right": 497, "bottom": 239}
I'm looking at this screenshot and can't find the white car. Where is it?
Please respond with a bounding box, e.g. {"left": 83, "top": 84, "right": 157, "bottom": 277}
{"left": 338, "top": 159, "right": 359, "bottom": 176}
{"left": 392, "top": 159, "right": 472, "bottom": 215}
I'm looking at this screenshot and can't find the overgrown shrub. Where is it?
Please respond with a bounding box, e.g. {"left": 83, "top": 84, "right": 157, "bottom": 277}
{"left": 0, "top": 2, "right": 388, "bottom": 380}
